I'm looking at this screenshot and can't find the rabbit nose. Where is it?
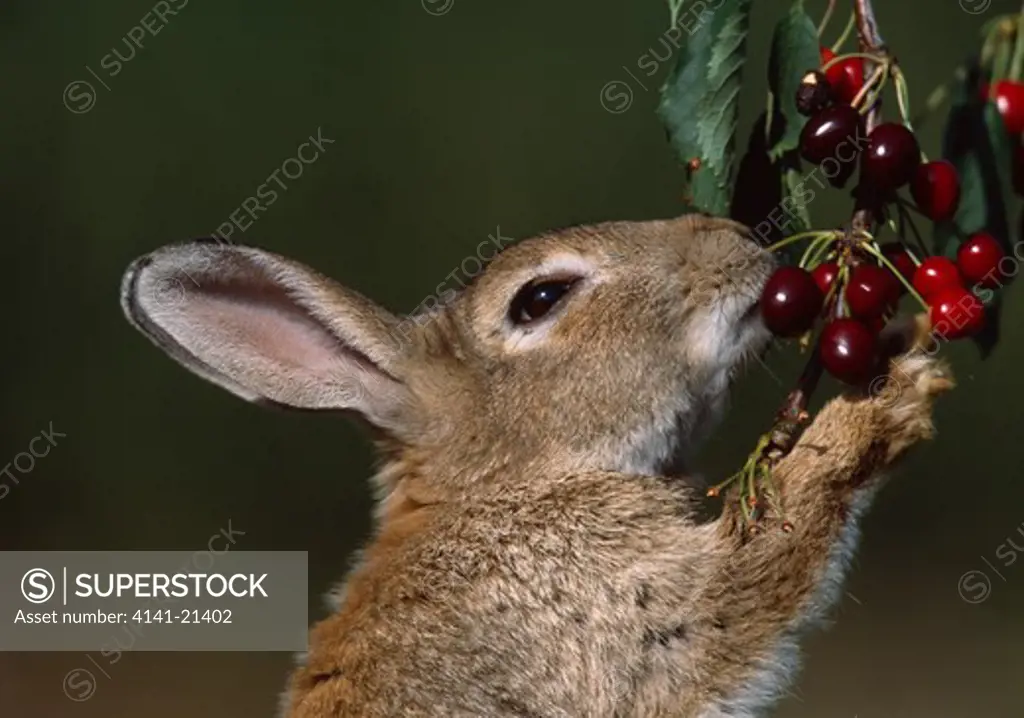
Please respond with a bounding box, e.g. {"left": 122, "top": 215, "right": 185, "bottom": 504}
{"left": 703, "top": 219, "right": 772, "bottom": 261}
{"left": 668, "top": 213, "right": 774, "bottom": 279}
{"left": 685, "top": 222, "right": 776, "bottom": 299}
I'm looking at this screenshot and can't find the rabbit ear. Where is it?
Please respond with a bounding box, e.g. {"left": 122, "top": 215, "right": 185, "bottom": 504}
{"left": 120, "top": 240, "right": 415, "bottom": 433}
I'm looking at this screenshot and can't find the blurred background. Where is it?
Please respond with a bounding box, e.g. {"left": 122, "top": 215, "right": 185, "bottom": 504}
{"left": 1, "top": 0, "right": 1022, "bottom": 715}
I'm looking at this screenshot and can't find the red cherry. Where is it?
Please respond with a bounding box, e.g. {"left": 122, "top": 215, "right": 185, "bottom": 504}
{"left": 929, "top": 287, "right": 985, "bottom": 340}
{"left": 957, "top": 232, "right": 1008, "bottom": 289}
{"left": 985, "top": 80, "right": 1024, "bottom": 135}
{"left": 861, "top": 123, "right": 922, "bottom": 192}
{"left": 760, "top": 267, "right": 824, "bottom": 337}
{"left": 910, "top": 160, "right": 961, "bottom": 222}
{"left": 880, "top": 243, "right": 916, "bottom": 289}
{"left": 811, "top": 262, "right": 840, "bottom": 296}
{"left": 845, "top": 265, "right": 899, "bottom": 320}
{"left": 819, "top": 318, "right": 878, "bottom": 384}
{"left": 820, "top": 46, "right": 865, "bottom": 106}
{"left": 799, "top": 105, "right": 863, "bottom": 165}
{"left": 913, "top": 256, "right": 962, "bottom": 300}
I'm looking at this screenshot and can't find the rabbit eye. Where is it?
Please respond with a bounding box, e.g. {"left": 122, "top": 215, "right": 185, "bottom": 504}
{"left": 509, "top": 278, "right": 580, "bottom": 325}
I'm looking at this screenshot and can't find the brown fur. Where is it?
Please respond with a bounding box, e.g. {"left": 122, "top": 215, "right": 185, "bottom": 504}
{"left": 120, "top": 214, "right": 950, "bottom": 717}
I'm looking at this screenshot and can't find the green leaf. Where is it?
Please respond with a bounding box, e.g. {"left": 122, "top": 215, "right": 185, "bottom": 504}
{"left": 934, "top": 63, "right": 1015, "bottom": 356}
{"left": 782, "top": 166, "right": 813, "bottom": 231}
{"left": 730, "top": 107, "right": 811, "bottom": 268}
{"left": 936, "top": 68, "right": 1014, "bottom": 257}
{"left": 731, "top": 111, "right": 809, "bottom": 264}
{"left": 767, "top": 0, "right": 820, "bottom": 159}
{"left": 658, "top": 0, "right": 753, "bottom": 216}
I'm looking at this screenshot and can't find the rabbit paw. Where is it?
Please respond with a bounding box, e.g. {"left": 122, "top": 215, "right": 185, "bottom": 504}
{"left": 869, "top": 352, "right": 954, "bottom": 461}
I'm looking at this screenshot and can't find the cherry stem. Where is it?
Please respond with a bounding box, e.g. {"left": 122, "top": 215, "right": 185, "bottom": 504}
{"left": 860, "top": 241, "right": 929, "bottom": 309}
{"left": 982, "top": 17, "right": 1015, "bottom": 79}
{"left": 798, "top": 232, "right": 839, "bottom": 268}
{"left": 995, "top": 33, "right": 1014, "bottom": 85}
{"left": 852, "top": 62, "right": 888, "bottom": 114}
{"left": 821, "top": 267, "right": 842, "bottom": 310}
{"left": 1010, "top": 5, "right": 1024, "bottom": 83}
{"left": 835, "top": 262, "right": 852, "bottom": 317}
{"left": 895, "top": 198, "right": 932, "bottom": 260}
{"left": 831, "top": 11, "right": 857, "bottom": 53}
{"left": 891, "top": 66, "right": 914, "bottom": 133}
{"left": 818, "top": 0, "right": 837, "bottom": 39}
{"left": 892, "top": 205, "right": 924, "bottom": 266}
{"left": 821, "top": 51, "right": 884, "bottom": 74}
{"left": 898, "top": 197, "right": 930, "bottom": 220}
{"left": 803, "top": 234, "right": 838, "bottom": 270}
{"left": 764, "top": 230, "right": 832, "bottom": 254}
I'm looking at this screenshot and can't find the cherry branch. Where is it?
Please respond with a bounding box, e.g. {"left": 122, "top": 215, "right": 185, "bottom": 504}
{"left": 767, "top": 0, "right": 885, "bottom": 454}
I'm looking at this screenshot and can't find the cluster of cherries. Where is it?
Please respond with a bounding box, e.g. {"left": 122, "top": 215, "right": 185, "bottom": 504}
{"left": 756, "top": 48, "right": 1014, "bottom": 385}
{"left": 761, "top": 235, "right": 1005, "bottom": 383}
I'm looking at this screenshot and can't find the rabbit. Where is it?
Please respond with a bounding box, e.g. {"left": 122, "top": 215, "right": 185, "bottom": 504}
{"left": 120, "top": 213, "right": 951, "bottom": 718}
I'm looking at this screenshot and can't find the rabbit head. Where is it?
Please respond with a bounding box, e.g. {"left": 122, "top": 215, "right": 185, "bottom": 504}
{"left": 121, "top": 213, "right": 773, "bottom": 499}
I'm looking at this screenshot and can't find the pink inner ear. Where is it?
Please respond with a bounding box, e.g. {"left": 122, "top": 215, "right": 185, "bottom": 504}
{"left": 127, "top": 243, "right": 410, "bottom": 419}
{"left": 189, "top": 291, "right": 348, "bottom": 376}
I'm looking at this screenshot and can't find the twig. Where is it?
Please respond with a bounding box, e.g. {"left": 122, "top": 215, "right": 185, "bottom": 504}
{"left": 854, "top": 0, "right": 884, "bottom": 55}
{"left": 852, "top": 0, "right": 886, "bottom": 234}
{"left": 777, "top": 347, "right": 822, "bottom": 426}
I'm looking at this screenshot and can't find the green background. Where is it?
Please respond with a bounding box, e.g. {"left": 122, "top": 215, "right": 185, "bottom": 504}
{"left": 2, "top": 0, "right": 1023, "bottom": 715}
